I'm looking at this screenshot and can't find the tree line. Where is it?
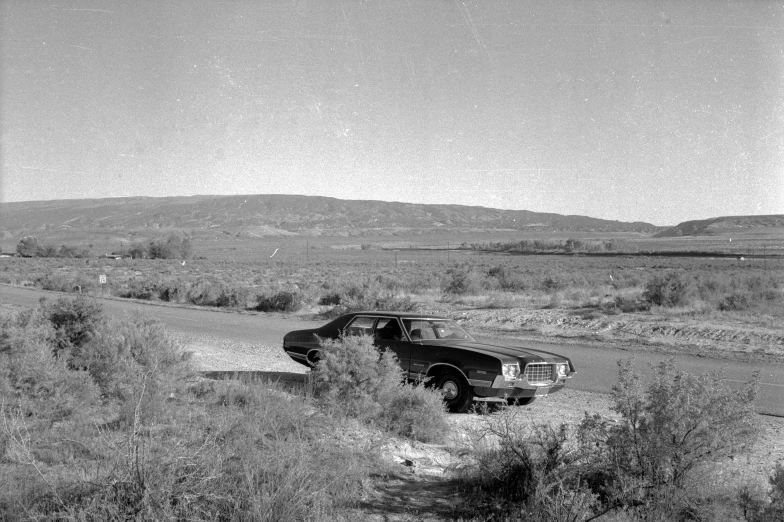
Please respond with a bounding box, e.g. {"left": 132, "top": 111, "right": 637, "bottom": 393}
{"left": 16, "top": 236, "right": 90, "bottom": 258}
{"left": 16, "top": 234, "right": 192, "bottom": 260}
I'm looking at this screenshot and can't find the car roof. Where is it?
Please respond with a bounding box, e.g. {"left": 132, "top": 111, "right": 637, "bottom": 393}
{"left": 349, "top": 311, "right": 449, "bottom": 320}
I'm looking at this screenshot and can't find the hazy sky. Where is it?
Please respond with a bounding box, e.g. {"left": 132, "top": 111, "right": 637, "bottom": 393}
{"left": 1, "top": 1, "right": 782, "bottom": 225}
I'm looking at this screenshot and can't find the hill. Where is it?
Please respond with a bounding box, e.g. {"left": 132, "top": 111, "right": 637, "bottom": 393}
{"left": 654, "top": 215, "right": 784, "bottom": 238}
{"left": 0, "top": 195, "right": 661, "bottom": 241}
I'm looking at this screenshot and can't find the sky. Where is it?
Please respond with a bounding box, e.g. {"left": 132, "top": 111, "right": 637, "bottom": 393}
{"left": 1, "top": 1, "right": 782, "bottom": 226}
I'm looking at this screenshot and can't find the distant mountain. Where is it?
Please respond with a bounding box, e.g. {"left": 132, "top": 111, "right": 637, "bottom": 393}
{"left": 654, "top": 215, "right": 784, "bottom": 238}
{"left": 0, "top": 194, "right": 661, "bottom": 239}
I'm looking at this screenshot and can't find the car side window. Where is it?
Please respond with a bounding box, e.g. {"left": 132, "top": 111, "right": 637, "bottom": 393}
{"left": 345, "top": 316, "right": 375, "bottom": 336}
{"left": 375, "top": 318, "right": 404, "bottom": 341}
{"left": 403, "top": 319, "right": 437, "bottom": 341}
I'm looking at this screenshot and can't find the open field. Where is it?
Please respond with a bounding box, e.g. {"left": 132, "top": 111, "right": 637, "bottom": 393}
{"left": 2, "top": 232, "right": 783, "bottom": 365}
{"left": 3, "top": 226, "right": 783, "bottom": 260}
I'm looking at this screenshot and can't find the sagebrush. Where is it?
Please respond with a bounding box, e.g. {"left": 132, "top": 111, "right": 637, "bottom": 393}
{"left": 312, "top": 334, "right": 448, "bottom": 442}
{"left": 455, "top": 357, "right": 762, "bottom": 521}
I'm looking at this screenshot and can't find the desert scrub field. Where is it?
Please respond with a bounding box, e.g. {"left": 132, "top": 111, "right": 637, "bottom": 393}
{"left": 0, "top": 296, "right": 449, "bottom": 521}
{"left": 2, "top": 250, "right": 782, "bottom": 320}
{"left": 2, "top": 296, "right": 782, "bottom": 521}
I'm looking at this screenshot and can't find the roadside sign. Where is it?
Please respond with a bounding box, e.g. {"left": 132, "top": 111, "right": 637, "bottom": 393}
{"left": 99, "top": 274, "right": 107, "bottom": 284}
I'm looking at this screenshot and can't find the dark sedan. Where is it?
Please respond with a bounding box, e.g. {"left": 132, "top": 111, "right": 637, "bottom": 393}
{"left": 283, "top": 311, "right": 576, "bottom": 412}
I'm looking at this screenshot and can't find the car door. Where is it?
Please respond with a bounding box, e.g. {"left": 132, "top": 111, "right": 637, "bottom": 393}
{"left": 372, "top": 317, "right": 412, "bottom": 376}
{"left": 403, "top": 319, "right": 442, "bottom": 381}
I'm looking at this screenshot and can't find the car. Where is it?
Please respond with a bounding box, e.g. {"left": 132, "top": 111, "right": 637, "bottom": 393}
{"left": 283, "top": 311, "right": 576, "bottom": 412}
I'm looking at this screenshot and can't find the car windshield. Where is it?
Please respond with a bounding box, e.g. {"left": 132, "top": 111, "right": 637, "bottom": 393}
{"left": 403, "top": 319, "right": 474, "bottom": 342}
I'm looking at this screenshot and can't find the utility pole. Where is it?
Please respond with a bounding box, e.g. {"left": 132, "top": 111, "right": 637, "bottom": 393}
{"left": 447, "top": 241, "right": 450, "bottom": 263}
{"left": 764, "top": 245, "right": 767, "bottom": 270}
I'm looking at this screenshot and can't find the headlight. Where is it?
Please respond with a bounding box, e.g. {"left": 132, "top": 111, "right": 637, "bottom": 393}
{"left": 502, "top": 363, "right": 520, "bottom": 380}
{"left": 557, "top": 363, "right": 569, "bottom": 378}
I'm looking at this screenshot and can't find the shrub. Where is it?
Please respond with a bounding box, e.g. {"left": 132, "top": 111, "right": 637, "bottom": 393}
{"left": 456, "top": 414, "right": 597, "bottom": 521}
{"left": 215, "top": 284, "right": 252, "bottom": 308}
{"left": 118, "top": 278, "right": 160, "bottom": 300}
{"left": 741, "top": 463, "right": 784, "bottom": 521}
{"left": 185, "top": 278, "right": 221, "bottom": 305}
{"left": 255, "top": 291, "right": 303, "bottom": 312}
{"left": 319, "top": 281, "right": 415, "bottom": 316}
{"left": 313, "top": 334, "right": 403, "bottom": 419}
{"left": 577, "top": 358, "right": 760, "bottom": 519}
{"left": 33, "top": 272, "right": 93, "bottom": 293}
{"left": 318, "top": 292, "right": 342, "bottom": 306}
{"left": 719, "top": 291, "right": 751, "bottom": 311}
{"left": 147, "top": 235, "right": 192, "bottom": 260}
{"left": 0, "top": 306, "right": 102, "bottom": 487}
{"left": 375, "top": 382, "right": 448, "bottom": 442}
{"left": 40, "top": 295, "right": 105, "bottom": 356}
{"left": 541, "top": 274, "right": 565, "bottom": 292}
{"left": 72, "top": 312, "right": 192, "bottom": 425}
{"left": 0, "top": 307, "right": 54, "bottom": 356}
{"left": 456, "top": 358, "right": 761, "bottom": 521}
{"left": 643, "top": 271, "right": 693, "bottom": 307}
{"left": 443, "top": 266, "right": 486, "bottom": 294}
{"left": 487, "top": 266, "right": 529, "bottom": 291}
{"left": 0, "top": 322, "right": 100, "bottom": 427}
{"left": 313, "top": 335, "right": 447, "bottom": 442}
{"left": 1, "top": 366, "right": 371, "bottom": 521}
{"left": 610, "top": 295, "right": 650, "bottom": 313}
{"left": 155, "top": 279, "right": 188, "bottom": 302}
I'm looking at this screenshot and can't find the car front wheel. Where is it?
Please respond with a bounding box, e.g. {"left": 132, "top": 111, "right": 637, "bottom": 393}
{"left": 434, "top": 371, "right": 474, "bottom": 413}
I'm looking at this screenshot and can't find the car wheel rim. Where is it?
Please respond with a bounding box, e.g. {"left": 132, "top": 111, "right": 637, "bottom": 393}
{"left": 442, "top": 380, "right": 459, "bottom": 400}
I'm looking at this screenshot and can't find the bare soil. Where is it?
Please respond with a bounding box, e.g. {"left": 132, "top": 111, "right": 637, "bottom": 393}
{"left": 180, "top": 330, "right": 784, "bottom": 521}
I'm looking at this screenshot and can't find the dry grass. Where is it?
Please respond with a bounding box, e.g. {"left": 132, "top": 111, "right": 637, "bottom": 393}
{"left": 2, "top": 251, "right": 781, "bottom": 318}
{"left": 0, "top": 300, "right": 387, "bottom": 521}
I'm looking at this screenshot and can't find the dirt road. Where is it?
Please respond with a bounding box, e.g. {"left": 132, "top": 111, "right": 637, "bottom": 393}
{"left": 1, "top": 284, "right": 783, "bottom": 416}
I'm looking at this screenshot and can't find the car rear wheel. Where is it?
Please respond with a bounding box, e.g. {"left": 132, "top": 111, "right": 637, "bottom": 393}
{"left": 306, "top": 350, "right": 321, "bottom": 367}
{"left": 434, "top": 371, "right": 474, "bottom": 413}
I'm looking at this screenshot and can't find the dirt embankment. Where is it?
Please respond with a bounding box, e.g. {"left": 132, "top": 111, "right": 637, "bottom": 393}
{"left": 456, "top": 308, "right": 784, "bottom": 362}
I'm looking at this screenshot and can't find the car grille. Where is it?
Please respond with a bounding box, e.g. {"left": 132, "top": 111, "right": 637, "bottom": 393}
{"left": 524, "top": 363, "right": 554, "bottom": 385}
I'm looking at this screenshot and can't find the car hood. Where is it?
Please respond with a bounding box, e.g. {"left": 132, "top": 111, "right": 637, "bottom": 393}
{"left": 431, "top": 340, "right": 575, "bottom": 371}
